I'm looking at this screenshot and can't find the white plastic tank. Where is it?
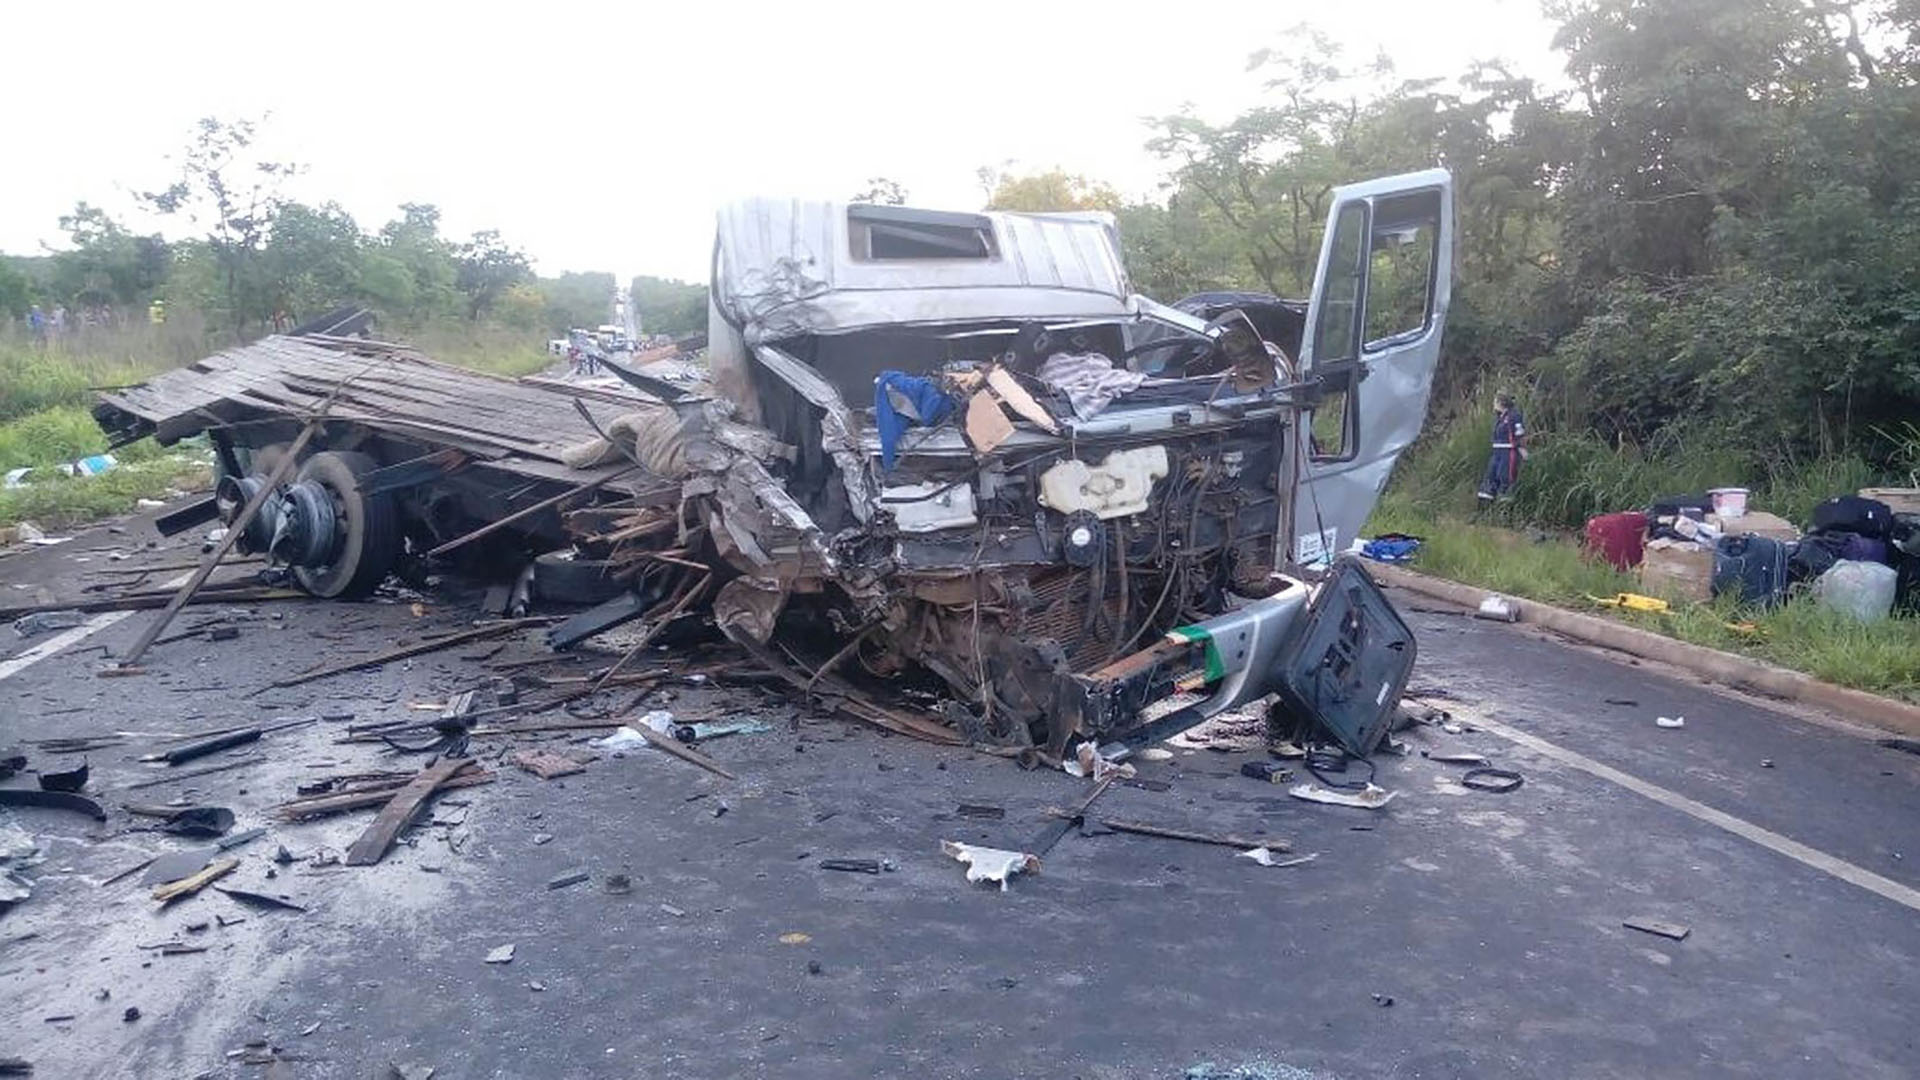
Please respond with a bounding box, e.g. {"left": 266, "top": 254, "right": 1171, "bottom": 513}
{"left": 1814, "top": 559, "right": 1898, "bottom": 623}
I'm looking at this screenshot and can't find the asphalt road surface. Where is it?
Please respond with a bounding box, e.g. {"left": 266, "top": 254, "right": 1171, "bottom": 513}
{"left": 1, "top": 503, "right": 1915, "bottom": 1079}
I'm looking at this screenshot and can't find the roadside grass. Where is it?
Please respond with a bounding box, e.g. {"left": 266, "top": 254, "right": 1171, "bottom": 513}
{"left": 1396, "top": 385, "right": 1909, "bottom": 529}
{"left": 1369, "top": 493, "right": 1920, "bottom": 703}
{"left": 401, "top": 322, "right": 552, "bottom": 377}
{"left": 0, "top": 454, "right": 212, "bottom": 531}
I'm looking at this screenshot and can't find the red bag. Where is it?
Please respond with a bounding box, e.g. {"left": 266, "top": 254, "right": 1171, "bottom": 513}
{"left": 1584, "top": 511, "right": 1648, "bottom": 570}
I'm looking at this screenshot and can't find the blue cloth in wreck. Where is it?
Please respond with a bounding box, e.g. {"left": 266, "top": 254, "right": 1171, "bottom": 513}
{"left": 1360, "top": 534, "right": 1423, "bottom": 563}
{"left": 874, "top": 371, "right": 955, "bottom": 470}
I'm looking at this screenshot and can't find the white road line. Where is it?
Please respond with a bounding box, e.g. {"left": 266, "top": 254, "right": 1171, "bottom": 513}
{"left": 0, "top": 572, "right": 192, "bottom": 683}
{"left": 1463, "top": 709, "right": 1920, "bottom": 915}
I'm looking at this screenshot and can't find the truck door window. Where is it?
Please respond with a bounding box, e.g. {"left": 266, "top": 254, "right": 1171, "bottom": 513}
{"left": 1308, "top": 201, "right": 1368, "bottom": 462}
{"left": 1312, "top": 202, "right": 1369, "bottom": 366}
{"left": 1309, "top": 381, "right": 1353, "bottom": 459}
{"left": 1362, "top": 189, "right": 1442, "bottom": 350}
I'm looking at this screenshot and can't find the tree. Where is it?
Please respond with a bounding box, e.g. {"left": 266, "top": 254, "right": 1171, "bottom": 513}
{"left": 539, "top": 271, "right": 617, "bottom": 334}
{"left": 48, "top": 202, "right": 170, "bottom": 309}
{"left": 1140, "top": 30, "right": 1387, "bottom": 297}
{"left": 850, "top": 178, "right": 908, "bottom": 205}
{"left": 377, "top": 203, "right": 460, "bottom": 322}
{"left": 262, "top": 202, "right": 364, "bottom": 322}
{"left": 454, "top": 230, "right": 532, "bottom": 321}
{"left": 139, "top": 116, "right": 301, "bottom": 335}
{"left": 629, "top": 275, "right": 707, "bottom": 337}
{"left": 0, "top": 260, "right": 32, "bottom": 319}
{"left": 983, "top": 169, "right": 1121, "bottom": 213}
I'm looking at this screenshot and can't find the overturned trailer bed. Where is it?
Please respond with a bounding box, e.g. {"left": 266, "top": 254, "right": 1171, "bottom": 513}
{"left": 93, "top": 333, "right": 680, "bottom": 596}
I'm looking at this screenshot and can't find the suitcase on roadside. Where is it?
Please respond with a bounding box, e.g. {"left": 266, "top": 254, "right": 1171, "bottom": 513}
{"left": 1584, "top": 511, "right": 1648, "bottom": 570}
{"left": 1893, "top": 514, "right": 1920, "bottom": 614}
{"left": 1789, "top": 533, "right": 1843, "bottom": 583}
{"left": 1810, "top": 495, "right": 1894, "bottom": 539}
{"left": 1838, "top": 533, "right": 1889, "bottom": 564}
{"left": 1712, "top": 534, "right": 1790, "bottom": 608}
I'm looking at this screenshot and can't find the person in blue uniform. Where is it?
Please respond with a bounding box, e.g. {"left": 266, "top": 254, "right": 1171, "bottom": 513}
{"left": 1477, "top": 392, "right": 1526, "bottom": 508}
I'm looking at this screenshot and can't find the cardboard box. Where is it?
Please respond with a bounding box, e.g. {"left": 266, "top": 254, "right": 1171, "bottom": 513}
{"left": 1640, "top": 538, "right": 1714, "bottom": 602}
{"left": 1860, "top": 488, "right": 1920, "bottom": 515}
{"left": 1708, "top": 510, "right": 1797, "bottom": 542}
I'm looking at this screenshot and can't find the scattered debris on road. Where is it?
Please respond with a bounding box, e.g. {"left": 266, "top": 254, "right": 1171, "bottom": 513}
{"left": 1289, "top": 783, "right": 1398, "bottom": 809}
{"left": 215, "top": 886, "right": 309, "bottom": 913}
{"left": 1623, "top": 916, "right": 1691, "bottom": 941}
{"left": 152, "top": 857, "right": 237, "bottom": 904}
{"left": 818, "top": 858, "right": 883, "bottom": 875}
{"left": 1086, "top": 816, "right": 1285, "bottom": 852}
{"left": 940, "top": 840, "right": 1040, "bottom": 891}
{"left": 1459, "top": 767, "right": 1525, "bottom": 793}
{"left": 1239, "top": 848, "right": 1316, "bottom": 868}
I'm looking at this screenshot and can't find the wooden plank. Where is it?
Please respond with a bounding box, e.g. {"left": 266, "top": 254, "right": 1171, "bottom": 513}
{"left": 344, "top": 757, "right": 471, "bottom": 865}
{"left": 635, "top": 724, "right": 738, "bottom": 781}
{"left": 512, "top": 749, "right": 588, "bottom": 779}
{"left": 152, "top": 857, "right": 238, "bottom": 903}
{"left": 262, "top": 618, "right": 550, "bottom": 689}
{"left": 1090, "top": 817, "right": 1287, "bottom": 852}
{"left": 107, "top": 335, "right": 639, "bottom": 463}
{"left": 272, "top": 770, "right": 493, "bottom": 820}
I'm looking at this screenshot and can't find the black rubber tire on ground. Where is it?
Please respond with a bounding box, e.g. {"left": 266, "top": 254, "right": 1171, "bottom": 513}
{"left": 291, "top": 450, "right": 401, "bottom": 599}
{"left": 533, "top": 550, "right": 631, "bottom": 605}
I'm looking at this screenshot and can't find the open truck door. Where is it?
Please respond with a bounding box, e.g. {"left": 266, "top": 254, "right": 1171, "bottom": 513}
{"left": 1288, "top": 169, "right": 1453, "bottom": 568}
{"left": 1057, "top": 171, "right": 1450, "bottom": 756}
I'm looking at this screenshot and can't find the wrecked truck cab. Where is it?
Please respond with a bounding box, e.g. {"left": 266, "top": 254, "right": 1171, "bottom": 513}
{"left": 699, "top": 170, "right": 1453, "bottom": 754}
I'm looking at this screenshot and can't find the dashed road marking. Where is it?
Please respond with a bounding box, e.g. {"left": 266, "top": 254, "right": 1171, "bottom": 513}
{"left": 1460, "top": 708, "right": 1920, "bottom": 915}
{"left": 0, "top": 572, "right": 190, "bottom": 683}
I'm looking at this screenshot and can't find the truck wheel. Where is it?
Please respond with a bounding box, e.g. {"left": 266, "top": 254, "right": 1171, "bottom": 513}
{"left": 291, "top": 450, "right": 400, "bottom": 599}
{"left": 533, "top": 550, "right": 630, "bottom": 605}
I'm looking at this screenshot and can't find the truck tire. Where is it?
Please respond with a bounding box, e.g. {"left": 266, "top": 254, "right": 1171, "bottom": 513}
{"left": 291, "top": 450, "right": 400, "bottom": 599}
{"left": 533, "top": 551, "right": 630, "bottom": 605}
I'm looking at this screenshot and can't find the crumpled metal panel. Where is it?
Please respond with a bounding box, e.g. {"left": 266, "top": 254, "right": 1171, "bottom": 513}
{"left": 712, "top": 198, "right": 1134, "bottom": 344}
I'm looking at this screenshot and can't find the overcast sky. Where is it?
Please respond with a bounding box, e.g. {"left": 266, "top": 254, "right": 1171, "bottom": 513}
{"left": 2, "top": 1, "right": 1565, "bottom": 283}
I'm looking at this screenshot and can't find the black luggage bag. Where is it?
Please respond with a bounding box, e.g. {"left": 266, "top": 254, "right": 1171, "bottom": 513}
{"left": 1712, "top": 534, "right": 1791, "bottom": 608}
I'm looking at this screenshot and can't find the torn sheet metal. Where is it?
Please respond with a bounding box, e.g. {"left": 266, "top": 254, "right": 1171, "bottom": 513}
{"left": 748, "top": 344, "right": 875, "bottom": 522}
{"left": 940, "top": 840, "right": 1040, "bottom": 891}
{"left": 713, "top": 576, "right": 788, "bottom": 644}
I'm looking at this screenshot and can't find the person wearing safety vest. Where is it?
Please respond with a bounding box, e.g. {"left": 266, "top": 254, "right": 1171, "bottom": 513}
{"left": 1476, "top": 392, "right": 1526, "bottom": 508}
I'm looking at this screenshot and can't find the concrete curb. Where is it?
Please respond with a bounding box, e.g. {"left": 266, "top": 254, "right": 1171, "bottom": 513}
{"left": 1368, "top": 562, "right": 1920, "bottom": 738}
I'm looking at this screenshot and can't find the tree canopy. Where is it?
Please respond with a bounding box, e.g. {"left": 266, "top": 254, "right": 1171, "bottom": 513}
{"left": 1066, "top": 1, "right": 1920, "bottom": 474}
